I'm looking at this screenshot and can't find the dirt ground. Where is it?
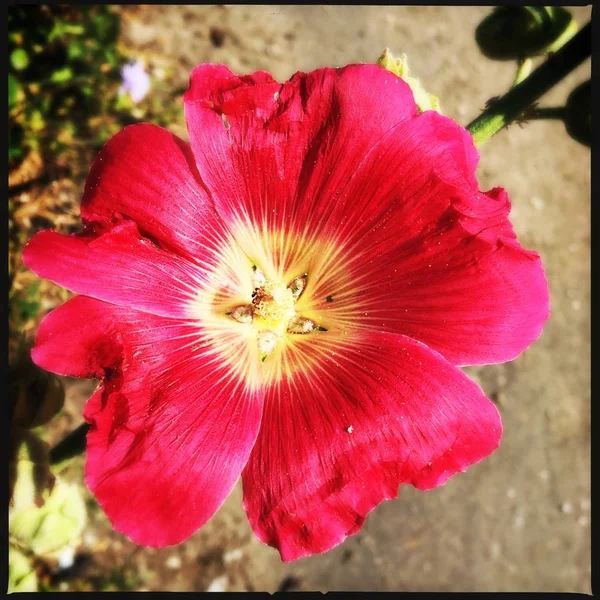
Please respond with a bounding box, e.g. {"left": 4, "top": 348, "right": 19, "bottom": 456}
{"left": 25, "top": 5, "right": 592, "bottom": 593}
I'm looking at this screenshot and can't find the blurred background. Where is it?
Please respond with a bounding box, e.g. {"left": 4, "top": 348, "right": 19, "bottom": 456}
{"left": 8, "top": 5, "right": 591, "bottom": 593}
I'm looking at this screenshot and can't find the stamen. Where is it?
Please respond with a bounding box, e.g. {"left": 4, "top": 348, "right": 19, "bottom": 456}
{"left": 287, "top": 316, "right": 319, "bottom": 334}
{"left": 228, "top": 305, "right": 253, "bottom": 324}
{"left": 257, "top": 330, "right": 279, "bottom": 360}
{"left": 251, "top": 267, "right": 266, "bottom": 289}
{"left": 252, "top": 280, "right": 295, "bottom": 324}
{"left": 288, "top": 273, "right": 308, "bottom": 301}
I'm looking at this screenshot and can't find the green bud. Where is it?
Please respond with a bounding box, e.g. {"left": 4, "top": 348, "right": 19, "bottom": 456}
{"left": 476, "top": 6, "right": 578, "bottom": 60}
{"left": 10, "top": 470, "right": 87, "bottom": 555}
{"left": 9, "top": 431, "right": 54, "bottom": 510}
{"left": 377, "top": 48, "right": 442, "bottom": 114}
{"left": 8, "top": 548, "right": 38, "bottom": 592}
{"left": 564, "top": 80, "right": 591, "bottom": 147}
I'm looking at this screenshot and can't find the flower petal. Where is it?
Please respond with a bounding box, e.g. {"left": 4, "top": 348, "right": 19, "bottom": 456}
{"left": 334, "top": 183, "right": 550, "bottom": 366}
{"left": 22, "top": 220, "right": 205, "bottom": 318}
{"left": 80, "top": 123, "right": 226, "bottom": 267}
{"left": 183, "top": 63, "right": 418, "bottom": 232}
{"left": 33, "top": 296, "right": 264, "bottom": 547}
{"left": 242, "top": 331, "right": 501, "bottom": 561}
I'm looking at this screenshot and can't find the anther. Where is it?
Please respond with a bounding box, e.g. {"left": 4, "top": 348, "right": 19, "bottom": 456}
{"left": 258, "top": 330, "right": 279, "bottom": 360}
{"left": 228, "top": 305, "right": 253, "bottom": 324}
{"left": 287, "top": 316, "right": 320, "bottom": 334}
{"left": 251, "top": 267, "right": 266, "bottom": 289}
{"left": 288, "top": 273, "right": 308, "bottom": 301}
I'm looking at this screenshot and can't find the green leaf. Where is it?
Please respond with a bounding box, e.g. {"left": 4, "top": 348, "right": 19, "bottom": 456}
{"left": 67, "top": 40, "right": 84, "bottom": 60}
{"left": 28, "top": 110, "right": 46, "bottom": 132}
{"left": 49, "top": 21, "right": 86, "bottom": 42}
{"left": 9, "top": 74, "right": 20, "bottom": 108}
{"left": 50, "top": 67, "right": 74, "bottom": 83}
{"left": 9, "top": 144, "right": 24, "bottom": 163}
{"left": 8, "top": 548, "right": 38, "bottom": 592}
{"left": 63, "top": 23, "right": 85, "bottom": 36}
{"left": 11, "top": 48, "right": 30, "bottom": 71}
{"left": 10, "top": 476, "right": 87, "bottom": 555}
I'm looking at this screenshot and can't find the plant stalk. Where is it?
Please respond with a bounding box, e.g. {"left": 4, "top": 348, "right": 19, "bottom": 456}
{"left": 49, "top": 422, "right": 89, "bottom": 466}
{"left": 467, "top": 21, "right": 591, "bottom": 146}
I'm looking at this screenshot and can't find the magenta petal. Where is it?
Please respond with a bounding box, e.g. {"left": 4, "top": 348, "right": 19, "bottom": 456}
{"left": 23, "top": 62, "right": 549, "bottom": 559}
{"left": 22, "top": 220, "right": 204, "bottom": 318}
{"left": 33, "top": 296, "right": 264, "bottom": 547}
{"left": 183, "top": 63, "right": 418, "bottom": 231}
{"left": 80, "top": 123, "right": 226, "bottom": 265}
{"left": 242, "top": 332, "right": 501, "bottom": 561}
{"left": 345, "top": 180, "right": 549, "bottom": 366}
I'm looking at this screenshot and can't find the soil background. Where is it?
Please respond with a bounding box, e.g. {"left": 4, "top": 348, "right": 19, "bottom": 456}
{"left": 18, "top": 5, "right": 592, "bottom": 593}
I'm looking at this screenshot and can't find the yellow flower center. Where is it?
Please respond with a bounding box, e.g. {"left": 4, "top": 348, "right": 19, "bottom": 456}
{"left": 252, "top": 280, "right": 296, "bottom": 326}
{"left": 189, "top": 222, "right": 360, "bottom": 389}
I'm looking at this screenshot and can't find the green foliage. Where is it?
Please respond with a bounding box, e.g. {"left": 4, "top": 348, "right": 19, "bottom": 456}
{"left": 11, "top": 48, "right": 30, "bottom": 71}
{"left": 8, "top": 5, "right": 120, "bottom": 167}
{"left": 8, "top": 5, "right": 182, "bottom": 171}
{"left": 8, "top": 441, "right": 87, "bottom": 592}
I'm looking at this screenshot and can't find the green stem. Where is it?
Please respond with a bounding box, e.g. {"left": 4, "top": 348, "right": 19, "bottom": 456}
{"left": 467, "top": 20, "right": 591, "bottom": 146}
{"left": 512, "top": 57, "right": 532, "bottom": 87}
{"left": 49, "top": 423, "right": 89, "bottom": 466}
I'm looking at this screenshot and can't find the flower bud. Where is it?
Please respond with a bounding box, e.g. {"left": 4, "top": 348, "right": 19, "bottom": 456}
{"left": 564, "top": 80, "right": 591, "bottom": 147}
{"left": 8, "top": 548, "right": 38, "bottom": 592}
{"left": 10, "top": 452, "right": 86, "bottom": 555}
{"left": 476, "top": 6, "right": 577, "bottom": 60}
{"left": 9, "top": 430, "right": 54, "bottom": 509}
{"left": 377, "top": 48, "right": 442, "bottom": 114}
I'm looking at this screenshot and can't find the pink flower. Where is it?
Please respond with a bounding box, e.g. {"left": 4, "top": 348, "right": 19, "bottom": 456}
{"left": 22, "top": 64, "right": 549, "bottom": 561}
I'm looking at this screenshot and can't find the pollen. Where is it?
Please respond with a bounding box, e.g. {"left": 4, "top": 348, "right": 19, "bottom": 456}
{"left": 252, "top": 279, "right": 296, "bottom": 325}
{"left": 257, "top": 330, "right": 279, "bottom": 358}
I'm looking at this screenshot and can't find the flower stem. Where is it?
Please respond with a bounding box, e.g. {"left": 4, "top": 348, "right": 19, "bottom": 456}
{"left": 512, "top": 58, "right": 532, "bottom": 87}
{"left": 49, "top": 422, "right": 89, "bottom": 466}
{"left": 467, "top": 20, "right": 591, "bottom": 146}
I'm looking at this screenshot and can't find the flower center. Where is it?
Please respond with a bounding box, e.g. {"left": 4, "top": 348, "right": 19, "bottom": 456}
{"left": 252, "top": 280, "right": 296, "bottom": 325}
{"left": 228, "top": 268, "right": 323, "bottom": 360}
{"left": 190, "top": 225, "right": 356, "bottom": 388}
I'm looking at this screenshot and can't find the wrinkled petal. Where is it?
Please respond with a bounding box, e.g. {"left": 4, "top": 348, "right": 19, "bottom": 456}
{"left": 183, "top": 63, "right": 418, "bottom": 234}
{"left": 22, "top": 220, "right": 205, "bottom": 319}
{"left": 307, "top": 181, "right": 550, "bottom": 367}
{"left": 350, "top": 186, "right": 549, "bottom": 365}
{"left": 33, "top": 296, "right": 263, "bottom": 547}
{"left": 242, "top": 331, "right": 501, "bottom": 561}
{"left": 80, "top": 123, "right": 226, "bottom": 267}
